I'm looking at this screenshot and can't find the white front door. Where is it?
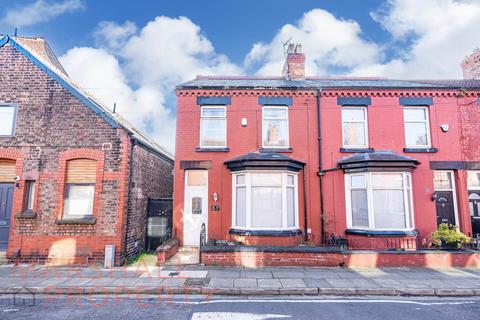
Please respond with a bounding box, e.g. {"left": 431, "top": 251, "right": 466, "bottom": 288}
{"left": 183, "top": 170, "right": 208, "bottom": 246}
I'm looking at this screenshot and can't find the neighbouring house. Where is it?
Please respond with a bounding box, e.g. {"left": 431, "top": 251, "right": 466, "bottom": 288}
{"left": 174, "top": 43, "right": 480, "bottom": 266}
{"left": 0, "top": 35, "right": 174, "bottom": 266}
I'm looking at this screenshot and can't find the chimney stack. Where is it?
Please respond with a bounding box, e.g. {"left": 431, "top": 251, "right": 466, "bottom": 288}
{"left": 461, "top": 48, "right": 480, "bottom": 79}
{"left": 283, "top": 43, "right": 305, "bottom": 80}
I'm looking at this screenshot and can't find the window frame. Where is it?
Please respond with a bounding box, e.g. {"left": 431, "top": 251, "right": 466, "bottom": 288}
{"left": 345, "top": 172, "right": 415, "bottom": 231}
{"left": 63, "top": 182, "right": 96, "bottom": 218}
{"left": 467, "top": 171, "right": 480, "bottom": 191}
{"left": 199, "top": 106, "right": 227, "bottom": 148}
{"left": 23, "top": 180, "right": 36, "bottom": 211}
{"left": 232, "top": 171, "right": 299, "bottom": 230}
{"left": 403, "top": 106, "right": 432, "bottom": 148}
{"left": 433, "top": 170, "right": 460, "bottom": 226}
{"left": 262, "top": 106, "right": 290, "bottom": 149}
{"left": 341, "top": 106, "right": 369, "bottom": 148}
{"left": 0, "top": 104, "right": 18, "bottom": 137}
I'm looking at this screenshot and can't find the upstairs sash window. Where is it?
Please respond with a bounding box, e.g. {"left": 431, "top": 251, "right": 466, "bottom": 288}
{"left": 262, "top": 107, "right": 289, "bottom": 148}
{"left": 404, "top": 107, "right": 431, "bottom": 148}
{"left": 342, "top": 107, "right": 368, "bottom": 148}
{"left": 200, "top": 106, "right": 226, "bottom": 148}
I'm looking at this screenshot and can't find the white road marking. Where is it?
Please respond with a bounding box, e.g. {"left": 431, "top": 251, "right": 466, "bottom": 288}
{"left": 191, "top": 312, "right": 290, "bottom": 320}
{"left": 171, "top": 299, "right": 477, "bottom": 306}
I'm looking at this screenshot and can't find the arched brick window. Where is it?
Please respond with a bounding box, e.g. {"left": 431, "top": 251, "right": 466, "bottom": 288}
{"left": 63, "top": 159, "right": 97, "bottom": 218}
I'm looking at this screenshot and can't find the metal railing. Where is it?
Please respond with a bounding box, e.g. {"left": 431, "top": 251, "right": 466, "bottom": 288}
{"left": 198, "top": 223, "right": 206, "bottom": 263}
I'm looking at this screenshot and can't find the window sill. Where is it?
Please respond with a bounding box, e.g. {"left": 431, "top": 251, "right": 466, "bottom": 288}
{"left": 15, "top": 210, "right": 37, "bottom": 219}
{"left": 346, "top": 229, "right": 418, "bottom": 237}
{"left": 340, "top": 148, "right": 374, "bottom": 153}
{"left": 259, "top": 148, "right": 293, "bottom": 153}
{"left": 229, "top": 228, "right": 302, "bottom": 237}
{"left": 56, "top": 217, "right": 96, "bottom": 225}
{"left": 403, "top": 147, "right": 438, "bottom": 153}
{"left": 195, "top": 147, "right": 230, "bottom": 152}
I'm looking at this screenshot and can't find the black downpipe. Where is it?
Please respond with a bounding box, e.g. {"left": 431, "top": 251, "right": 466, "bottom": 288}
{"left": 316, "top": 90, "right": 326, "bottom": 244}
{"left": 302, "top": 168, "right": 308, "bottom": 241}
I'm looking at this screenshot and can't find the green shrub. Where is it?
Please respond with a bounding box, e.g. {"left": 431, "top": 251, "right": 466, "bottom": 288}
{"left": 431, "top": 224, "right": 470, "bottom": 249}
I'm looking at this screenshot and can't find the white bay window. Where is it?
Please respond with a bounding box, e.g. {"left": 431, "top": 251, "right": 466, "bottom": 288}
{"left": 233, "top": 172, "right": 298, "bottom": 230}
{"left": 345, "top": 172, "right": 414, "bottom": 230}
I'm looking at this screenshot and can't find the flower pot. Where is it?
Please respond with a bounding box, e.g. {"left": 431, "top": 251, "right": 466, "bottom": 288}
{"left": 440, "top": 241, "right": 460, "bottom": 250}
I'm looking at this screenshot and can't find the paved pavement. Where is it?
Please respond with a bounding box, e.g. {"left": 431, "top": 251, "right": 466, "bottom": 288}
{"left": 1, "top": 295, "right": 479, "bottom": 319}
{"left": 1, "top": 264, "right": 480, "bottom": 296}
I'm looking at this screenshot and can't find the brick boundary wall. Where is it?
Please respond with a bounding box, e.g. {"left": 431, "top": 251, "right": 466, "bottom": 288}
{"left": 156, "top": 238, "right": 179, "bottom": 265}
{"left": 201, "top": 250, "right": 480, "bottom": 268}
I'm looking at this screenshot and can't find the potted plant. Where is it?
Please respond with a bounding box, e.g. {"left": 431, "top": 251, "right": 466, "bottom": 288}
{"left": 431, "top": 224, "right": 470, "bottom": 250}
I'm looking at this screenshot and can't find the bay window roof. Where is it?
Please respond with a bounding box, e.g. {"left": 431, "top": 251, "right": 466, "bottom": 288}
{"left": 338, "top": 151, "right": 420, "bottom": 172}
{"left": 225, "top": 152, "right": 305, "bottom": 172}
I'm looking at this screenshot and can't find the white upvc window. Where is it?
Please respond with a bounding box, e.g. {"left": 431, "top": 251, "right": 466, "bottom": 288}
{"left": 64, "top": 184, "right": 95, "bottom": 217}
{"left": 200, "top": 106, "right": 226, "bottom": 148}
{"left": 0, "top": 104, "right": 17, "bottom": 137}
{"left": 467, "top": 171, "right": 480, "bottom": 190}
{"left": 404, "top": 107, "right": 431, "bottom": 148}
{"left": 341, "top": 107, "right": 368, "bottom": 148}
{"left": 232, "top": 171, "right": 298, "bottom": 230}
{"left": 345, "top": 172, "right": 414, "bottom": 231}
{"left": 262, "top": 106, "right": 289, "bottom": 148}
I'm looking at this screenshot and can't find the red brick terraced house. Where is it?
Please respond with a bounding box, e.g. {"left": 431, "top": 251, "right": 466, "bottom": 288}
{"left": 0, "top": 35, "right": 174, "bottom": 266}
{"left": 174, "top": 44, "right": 480, "bottom": 267}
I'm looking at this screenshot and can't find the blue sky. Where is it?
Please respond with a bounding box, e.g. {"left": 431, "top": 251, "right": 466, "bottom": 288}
{"left": 2, "top": 0, "right": 390, "bottom": 63}
{"left": 1, "top": 0, "right": 479, "bottom": 153}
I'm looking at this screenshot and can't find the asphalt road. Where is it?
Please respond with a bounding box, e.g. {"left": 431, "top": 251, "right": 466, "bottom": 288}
{"left": 0, "top": 295, "right": 479, "bottom": 320}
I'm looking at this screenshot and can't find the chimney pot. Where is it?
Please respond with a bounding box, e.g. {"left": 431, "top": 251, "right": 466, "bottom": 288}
{"left": 461, "top": 48, "right": 480, "bottom": 80}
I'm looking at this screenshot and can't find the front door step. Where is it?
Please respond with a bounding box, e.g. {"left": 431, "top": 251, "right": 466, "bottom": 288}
{"left": 165, "top": 246, "right": 199, "bottom": 265}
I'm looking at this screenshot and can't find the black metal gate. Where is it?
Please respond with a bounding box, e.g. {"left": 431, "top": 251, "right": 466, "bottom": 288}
{"left": 146, "top": 198, "right": 173, "bottom": 252}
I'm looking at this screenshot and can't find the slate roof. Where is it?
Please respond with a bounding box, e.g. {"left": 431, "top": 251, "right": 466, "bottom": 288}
{"left": 338, "top": 151, "right": 420, "bottom": 165}
{"left": 0, "top": 35, "right": 173, "bottom": 161}
{"left": 225, "top": 152, "right": 305, "bottom": 172}
{"left": 225, "top": 152, "right": 304, "bottom": 164}
{"left": 178, "top": 76, "right": 480, "bottom": 90}
{"left": 13, "top": 36, "right": 68, "bottom": 76}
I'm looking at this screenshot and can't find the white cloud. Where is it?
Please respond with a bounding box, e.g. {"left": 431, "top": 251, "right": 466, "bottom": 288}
{"left": 246, "top": 1, "right": 480, "bottom": 79}
{"left": 94, "top": 20, "right": 137, "bottom": 51}
{"left": 59, "top": 46, "right": 175, "bottom": 152}
{"left": 119, "top": 16, "right": 242, "bottom": 90}
{"left": 1, "top": 0, "right": 84, "bottom": 28}
{"left": 245, "top": 9, "right": 382, "bottom": 76}
{"left": 60, "top": 16, "right": 241, "bottom": 153}
{"left": 357, "top": 0, "right": 480, "bottom": 78}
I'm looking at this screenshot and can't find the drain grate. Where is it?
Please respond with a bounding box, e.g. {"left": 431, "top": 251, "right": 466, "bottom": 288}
{"left": 184, "top": 278, "right": 210, "bottom": 286}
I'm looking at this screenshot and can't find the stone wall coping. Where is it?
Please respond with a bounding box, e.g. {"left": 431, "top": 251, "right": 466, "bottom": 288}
{"left": 156, "top": 238, "right": 179, "bottom": 252}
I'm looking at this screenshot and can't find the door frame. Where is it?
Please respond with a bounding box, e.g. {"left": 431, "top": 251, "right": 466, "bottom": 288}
{"left": 433, "top": 170, "right": 460, "bottom": 227}
{"left": 467, "top": 170, "right": 480, "bottom": 237}
{"left": 183, "top": 170, "right": 208, "bottom": 246}
{"left": 0, "top": 183, "right": 14, "bottom": 250}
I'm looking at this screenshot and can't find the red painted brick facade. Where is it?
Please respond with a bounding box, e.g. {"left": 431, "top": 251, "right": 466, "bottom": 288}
{"left": 174, "top": 90, "right": 320, "bottom": 246}
{"left": 175, "top": 82, "right": 480, "bottom": 257}
{"left": 0, "top": 39, "right": 173, "bottom": 265}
